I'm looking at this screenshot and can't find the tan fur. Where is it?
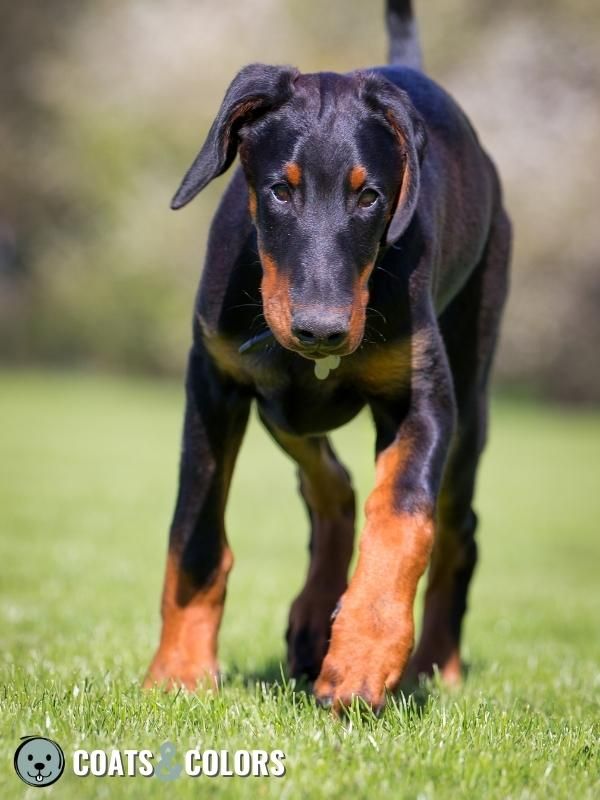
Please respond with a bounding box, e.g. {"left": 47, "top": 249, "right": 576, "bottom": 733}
{"left": 259, "top": 248, "right": 296, "bottom": 350}
{"left": 143, "top": 547, "right": 233, "bottom": 690}
{"left": 314, "top": 436, "right": 434, "bottom": 710}
{"left": 349, "top": 165, "right": 367, "bottom": 191}
{"left": 248, "top": 186, "right": 257, "bottom": 219}
{"left": 284, "top": 162, "right": 302, "bottom": 187}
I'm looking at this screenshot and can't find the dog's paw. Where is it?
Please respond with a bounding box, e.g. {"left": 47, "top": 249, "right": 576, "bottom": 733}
{"left": 143, "top": 650, "right": 219, "bottom": 691}
{"left": 313, "top": 593, "right": 413, "bottom": 712}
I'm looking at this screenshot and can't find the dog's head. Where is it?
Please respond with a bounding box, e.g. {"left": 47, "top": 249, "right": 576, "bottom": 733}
{"left": 172, "top": 65, "right": 426, "bottom": 357}
{"left": 14, "top": 737, "right": 65, "bottom": 787}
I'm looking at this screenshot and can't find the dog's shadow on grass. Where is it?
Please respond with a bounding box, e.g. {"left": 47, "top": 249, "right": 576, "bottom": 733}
{"left": 226, "top": 657, "right": 313, "bottom": 699}
{"left": 225, "top": 657, "right": 471, "bottom": 719}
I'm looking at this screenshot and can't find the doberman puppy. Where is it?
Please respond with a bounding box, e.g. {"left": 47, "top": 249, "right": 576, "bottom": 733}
{"left": 144, "top": 0, "right": 511, "bottom": 711}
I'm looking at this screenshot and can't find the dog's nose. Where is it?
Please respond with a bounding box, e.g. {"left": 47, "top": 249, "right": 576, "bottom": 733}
{"left": 292, "top": 310, "right": 349, "bottom": 353}
{"left": 293, "top": 328, "right": 347, "bottom": 349}
{"left": 34, "top": 762, "right": 45, "bottom": 770}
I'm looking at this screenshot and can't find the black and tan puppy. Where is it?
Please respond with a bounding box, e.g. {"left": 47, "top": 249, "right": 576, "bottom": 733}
{"left": 145, "top": 0, "right": 511, "bottom": 710}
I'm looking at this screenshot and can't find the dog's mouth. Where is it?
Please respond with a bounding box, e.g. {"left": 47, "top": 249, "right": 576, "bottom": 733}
{"left": 28, "top": 770, "right": 52, "bottom": 782}
{"left": 289, "top": 341, "right": 351, "bottom": 360}
{"left": 284, "top": 320, "right": 365, "bottom": 359}
{"left": 286, "top": 334, "right": 350, "bottom": 361}
{"left": 238, "top": 328, "right": 361, "bottom": 360}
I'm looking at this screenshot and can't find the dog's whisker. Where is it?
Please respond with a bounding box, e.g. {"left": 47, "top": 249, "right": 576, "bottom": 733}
{"left": 249, "top": 313, "right": 267, "bottom": 333}
{"left": 242, "top": 290, "right": 261, "bottom": 303}
{"left": 366, "top": 306, "right": 387, "bottom": 325}
{"left": 375, "top": 265, "right": 401, "bottom": 282}
{"left": 227, "top": 302, "right": 262, "bottom": 311}
{"left": 364, "top": 322, "right": 386, "bottom": 343}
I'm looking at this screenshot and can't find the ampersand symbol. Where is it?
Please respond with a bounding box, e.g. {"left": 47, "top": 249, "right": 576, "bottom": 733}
{"left": 154, "top": 741, "right": 182, "bottom": 781}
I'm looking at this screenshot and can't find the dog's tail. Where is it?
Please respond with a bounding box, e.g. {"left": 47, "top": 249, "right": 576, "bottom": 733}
{"left": 386, "top": 0, "right": 422, "bottom": 70}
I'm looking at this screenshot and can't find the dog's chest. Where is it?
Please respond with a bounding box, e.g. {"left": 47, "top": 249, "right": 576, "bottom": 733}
{"left": 205, "top": 335, "right": 361, "bottom": 434}
{"left": 206, "top": 334, "right": 413, "bottom": 435}
{"left": 257, "top": 376, "right": 364, "bottom": 436}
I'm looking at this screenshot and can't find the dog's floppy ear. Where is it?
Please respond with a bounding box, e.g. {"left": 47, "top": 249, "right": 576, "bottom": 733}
{"left": 360, "top": 74, "right": 427, "bottom": 243}
{"left": 171, "top": 63, "right": 298, "bottom": 209}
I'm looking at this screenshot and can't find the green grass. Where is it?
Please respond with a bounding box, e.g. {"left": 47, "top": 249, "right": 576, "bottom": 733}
{"left": 0, "top": 370, "right": 598, "bottom": 799}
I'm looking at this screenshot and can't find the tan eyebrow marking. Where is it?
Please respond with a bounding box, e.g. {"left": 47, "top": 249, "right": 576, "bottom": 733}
{"left": 284, "top": 162, "right": 302, "bottom": 187}
{"left": 349, "top": 165, "right": 367, "bottom": 191}
{"left": 248, "top": 187, "right": 257, "bottom": 219}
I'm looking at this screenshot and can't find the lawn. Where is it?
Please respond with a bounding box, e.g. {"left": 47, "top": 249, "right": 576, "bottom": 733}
{"left": 0, "top": 370, "right": 598, "bottom": 799}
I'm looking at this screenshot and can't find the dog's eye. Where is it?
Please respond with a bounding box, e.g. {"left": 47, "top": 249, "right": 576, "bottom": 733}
{"left": 46, "top": 754, "right": 52, "bottom": 761}
{"left": 28, "top": 755, "right": 33, "bottom": 761}
{"left": 357, "top": 188, "right": 379, "bottom": 208}
{"left": 271, "top": 183, "right": 291, "bottom": 203}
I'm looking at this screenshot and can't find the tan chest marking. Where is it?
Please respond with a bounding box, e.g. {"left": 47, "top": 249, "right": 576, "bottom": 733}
{"left": 349, "top": 330, "right": 430, "bottom": 394}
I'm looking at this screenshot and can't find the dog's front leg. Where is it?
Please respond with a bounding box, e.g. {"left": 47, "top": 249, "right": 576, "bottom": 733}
{"left": 144, "top": 344, "right": 250, "bottom": 690}
{"left": 314, "top": 320, "right": 455, "bottom": 711}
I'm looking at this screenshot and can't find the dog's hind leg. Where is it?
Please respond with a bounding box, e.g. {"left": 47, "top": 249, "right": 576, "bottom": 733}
{"left": 259, "top": 415, "right": 356, "bottom": 680}
{"left": 144, "top": 344, "right": 250, "bottom": 690}
{"left": 407, "top": 207, "right": 511, "bottom": 685}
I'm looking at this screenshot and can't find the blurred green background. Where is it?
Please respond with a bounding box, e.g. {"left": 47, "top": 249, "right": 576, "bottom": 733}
{"left": 1, "top": 0, "right": 599, "bottom": 401}
{"left": 1, "top": 5, "right": 599, "bottom": 796}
